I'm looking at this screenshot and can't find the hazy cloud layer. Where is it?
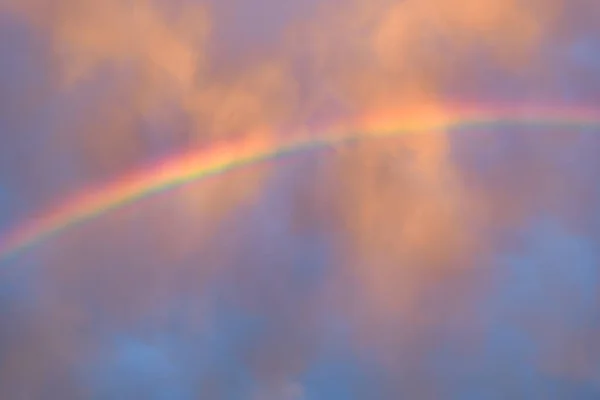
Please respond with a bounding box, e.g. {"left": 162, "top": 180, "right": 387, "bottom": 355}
{"left": 1, "top": 0, "right": 600, "bottom": 398}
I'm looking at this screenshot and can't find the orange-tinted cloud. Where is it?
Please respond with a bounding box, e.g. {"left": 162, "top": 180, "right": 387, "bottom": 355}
{"left": 3, "top": 0, "right": 595, "bottom": 396}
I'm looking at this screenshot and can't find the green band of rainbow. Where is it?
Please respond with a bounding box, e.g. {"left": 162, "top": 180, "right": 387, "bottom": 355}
{"left": 1, "top": 106, "right": 599, "bottom": 262}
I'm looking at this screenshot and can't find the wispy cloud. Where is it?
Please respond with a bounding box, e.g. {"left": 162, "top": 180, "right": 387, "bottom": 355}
{"left": 1, "top": 0, "right": 600, "bottom": 397}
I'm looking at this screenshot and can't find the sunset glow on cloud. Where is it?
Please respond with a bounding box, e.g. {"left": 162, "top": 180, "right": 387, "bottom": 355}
{"left": 1, "top": 0, "right": 600, "bottom": 398}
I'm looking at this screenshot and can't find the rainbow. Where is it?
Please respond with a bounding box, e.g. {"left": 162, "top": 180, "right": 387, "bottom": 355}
{"left": 1, "top": 105, "right": 599, "bottom": 262}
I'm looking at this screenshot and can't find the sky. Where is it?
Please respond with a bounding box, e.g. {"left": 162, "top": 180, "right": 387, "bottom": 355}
{"left": 1, "top": 0, "right": 600, "bottom": 398}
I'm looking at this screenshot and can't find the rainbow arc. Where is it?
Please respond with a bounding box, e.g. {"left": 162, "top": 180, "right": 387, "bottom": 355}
{"left": 1, "top": 106, "right": 599, "bottom": 261}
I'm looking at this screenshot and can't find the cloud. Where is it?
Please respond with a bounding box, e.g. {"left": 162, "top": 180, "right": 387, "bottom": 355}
{"left": 0, "top": 0, "right": 559, "bottom": 216}
{"left": 2, "top": 0, "right": 600, "bottom": 397}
